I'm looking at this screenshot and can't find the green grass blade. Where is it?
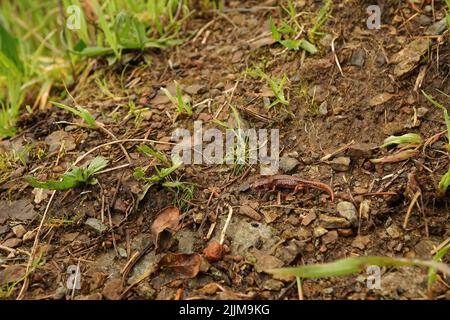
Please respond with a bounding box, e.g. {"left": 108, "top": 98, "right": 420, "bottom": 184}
{"left": 381, "top": 133, "right": 423, "bottom": 148}
{"left": 268, "top": 256, "right": 450, "bottom": 279}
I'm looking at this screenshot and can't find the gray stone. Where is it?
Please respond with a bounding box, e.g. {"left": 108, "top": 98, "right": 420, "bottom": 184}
{"left": 330, "top": 157, "right": 351, "bottom": 172}
{"left": 350, "top": 49, "right": 365, "bottom": 67}
{"left": 336, "top": 201, "right": 358, "bottom": 225}
{"left": 414, "top": 239, "right": 436, "bottom": 259}
{"left": 85, "top": 218, "right": 108, "bottom": 233}
{"left": 322, "top": 230, "right": 338, "bottom": 244}
{"left": 2, "top": 238, "right": 22, "bottom": 248}
{"left": 319, "top": 214, "right": 351, "bottom": 229}
{"left": 263, "top": 279, "right": 284, "bottom": 291}
{"left": 417, "top": 14, "right": 432, "bottom": 26}
{"left": 314, "top": 226, "right": 328, "bottom": 237}
{"left": 386, "top": 223, "right": 402, "bottom": 239}
{"left": 275, "top": 239, "right": 304, "bottom": 264}
{"left": 279, "top": 156, "right": 299, "bottom": 173}
{"left": 425, "top": 18, "right": 448, "bottom": 36}
{"left": 347, "top": 143, "right": 377, "bottom": 159}
{"left": 11, "top": 225, "right": 26, "bottom": 239}
{"left": 318, "top": 101, "right": 328, "bottom": 116}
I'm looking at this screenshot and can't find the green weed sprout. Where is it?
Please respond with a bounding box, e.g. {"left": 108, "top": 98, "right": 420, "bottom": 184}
{"left": 26, "top": 156, "right": 108, "bottom": 190}
{"left": 246, "top": 67, "right": 289, "bottom": 108}
{"left": 381, "top": 133, "right": 423, "bottom": 148}
{"left": 270, "top": 18, "right": 317, "bottom": 54}
{"left": 161, "top": 81, "right": 193, "bottom": 116}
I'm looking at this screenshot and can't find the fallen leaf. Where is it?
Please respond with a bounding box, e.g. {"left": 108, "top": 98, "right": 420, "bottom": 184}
{"left": 159, "top": 253, "right": 202, "bottom": 278}
{"left": 370, "top": 149, "right": 418, "bottom": 164}
{"left": 150, "top": 206, "right": 180, "bottom": 249}
{"left": 45, "top": 130, "right": 76, "bottom": 153}
{"left": 0, "top": 265, "right": 26, "bottom": 286}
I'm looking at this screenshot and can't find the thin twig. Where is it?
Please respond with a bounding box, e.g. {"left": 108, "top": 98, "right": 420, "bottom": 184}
{"left": 219, "top": 204, "right": 233, "bottom": 245}
{"left": 17, "top": 190, "right": 57, "bottom": 300}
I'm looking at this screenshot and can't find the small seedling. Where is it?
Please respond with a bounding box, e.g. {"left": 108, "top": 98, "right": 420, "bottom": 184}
{"left": 26, "top": 156, "right": 108, "bottom": 190}
{"left": 422, "top": 90, "right": 450, "bottom": 151}
{"left": 161, "top": 81, "right": 193, "bottom": 116}
{"left": 438, "top": 167, "right": 450, "bottom": 196}
{"left": 270, "top": 18, "right": 317, "bottom": 54}
{"left": 162, "top": 180, "right": 194, "bottom": 211}
{"left": 51, "top": 101, "right": 97, "bottom": 129}
{"left": 308, "top": 0, "right": 332, "bottom": 42}
{"left": 246, "top": 67, "right": 289, "bottom": 109}
{"left": 422, "top": 90, "right": 450, "bottom": 196}
{"left": 380, "top": 133, "right": 423, "bottom": 148}
{"left": 428, "top": 242, "right": 450, "bottom": 292}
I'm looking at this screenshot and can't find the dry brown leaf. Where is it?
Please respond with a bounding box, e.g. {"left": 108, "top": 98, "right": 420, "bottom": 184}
{"left": 159, "top": 253, "right": 202, "bottom": 278}
{"left": 150, "top": 206, "right": 180, "bottom": 249}
{"left": 370, "top": 149, "right": 418, "bottom": 164}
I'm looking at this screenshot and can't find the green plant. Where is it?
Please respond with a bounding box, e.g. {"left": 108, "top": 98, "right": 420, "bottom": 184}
{"left": 268, "top": 256, "right": 450, "bottom": 280}
{"left": 422, "top": 90, "right": 450, "bottom": 151}
{"left": 246, "top": 67, "right": 289, "bottom": 108}
{"left": 422, "top": 90, "right": 450, "bottom": 195}
{"left": 26, "top": 156, "right": 108, "bottom": 190}
{"left": 213, "top": 107, "right": 255, "bottom": 175}
{"left": 51, "top": 101, "right": 97, "bottom": 128}
{"left": 71, "top": 0, "right": 186, "bottom": 62}
{"left": 161, "top": 81, "right": 193, "bottom": 116}
{"left": 269, "top": 17, "right": 317, "bottom": 54}
{"left": 380, "top": 133, "right": 423, "bottom": 148}
{"left": 308, "top": 0, "right": 332, "bottom": 42}
{"left": 428, "top": 243, "right": 450, "bottom": 291}
{"left": 446, "top": 0, "right": 450, "bottom": 26}
{"left": 438, "top": 167, "right": 450, "bottom": 196}
{"left": 162, "top": 180, "right": 194, "bottom": 211}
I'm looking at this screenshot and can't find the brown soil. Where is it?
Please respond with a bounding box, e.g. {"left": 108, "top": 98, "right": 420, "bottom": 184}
{"left": 1, "top": 0, "right": 450, "bottom": 300}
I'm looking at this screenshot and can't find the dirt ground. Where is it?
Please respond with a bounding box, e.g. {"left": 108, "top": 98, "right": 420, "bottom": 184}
{"left": 1, "top": 0, "right": 450, "bottom": 300}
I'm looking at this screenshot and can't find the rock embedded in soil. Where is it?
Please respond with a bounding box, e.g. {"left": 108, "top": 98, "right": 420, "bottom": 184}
{"left": 391, "top": 38, "right": 430, "bottom": 78}
{"left": 0, "top": 265, "right": 26, "bottom": 286}
{"left": 251, "top": 249, "right": 284, "bottom": 274}
{"left": 275, "top": 239, "right": 304, "bottom": 264}
{"left": 386, "top": 223, "right": 402, "bottom": 239}
{"left": 263, "top": 279, "right": 284, "bottom": 291}
{"left": 350, "top": 49, "right": 365, "bottom": 67}
{"left": 0, "top": 199, "right": 37, "bottom": 222}
{"left": 321, "top": 230, "right": 338, "bottom": 245}
{"left": 102, "top": 279, "right": 123, "bottom": 300}
{"left": 351, "top": 235, "right": 371, "bottom": 250}
{"left": 319, "top": 214, "right": 351, "bottom": 229}
{"left": 2, "top": 238, "right": 22, "bottom": 248}
{"left": 279, "top": 156, "right": 299, "bottom": 173}
{"left": 85, "top": 218, "right": 108, "bottom": 233}
{"left": 184, "top": 84, "right": 207, "bottom": 95}
{"left": 336, "top": 201, "right": 358, "bottom": 225}
{"left": 330, "top": 157, "right": 351, "bottom": 172}
{"left": 301, "top": 210, "right": 316, "bottom": 226}
{"left": 318, "top": 101, "right": 328, "bottom": 116}
{"left": 425, "top": 18, "right": 448, "bottom": 36}
{"left": 347, "top": 143, "right": 377, "bottom": 159}
{"left": 11, "top": 225, "right": 27, "bottom": 238}
{"left": 239, "top": 205, "right": 261, "bottom": 221}
{"left": 314, "top": 226, "right": 328, "bottom": 237}
{"left": 414, "top": 239, "right": 436, "bottom": 259}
